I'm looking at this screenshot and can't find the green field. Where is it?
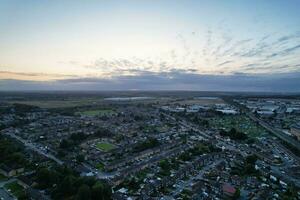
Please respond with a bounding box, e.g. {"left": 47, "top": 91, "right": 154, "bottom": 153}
{"left": 9, "top": 98, "right": 103, "bottom": 108}
{"left": 96, "top": 142, "right": 116, "bottom": 152}
{"left": 4, "top": 181, "right": 25, "bottom": 199}
{"left": 208, "top": 115, "right": 268, "bottom": 138}
{"left": 78, "top": 109, "right": 115, "bottom": 117}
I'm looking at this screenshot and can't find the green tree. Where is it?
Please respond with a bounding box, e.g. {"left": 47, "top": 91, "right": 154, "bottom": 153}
{"left": 36, "top": 168, "right": 58, "bottom": 189}
{"left": 77, "top": 184, "right": 91, "bottom": 200}
{"left": 60, "top": 175, "right": 76, "bottom": 196}
{"left": 233, "top": 188, "right": 240, "bottom": 199}
{"left": 76, "top": 154, "right": 85, "bottom": 163}
{"left": 92, "top": 181, "right": 112, "bottom": 200}
{"left": 159, "top": 160, "right": 170, "bottom": 171}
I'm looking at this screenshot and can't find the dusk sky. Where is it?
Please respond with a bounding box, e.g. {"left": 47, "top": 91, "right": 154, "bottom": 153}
{"left": 0, "top": 0, "right": 300, "bottom": 91}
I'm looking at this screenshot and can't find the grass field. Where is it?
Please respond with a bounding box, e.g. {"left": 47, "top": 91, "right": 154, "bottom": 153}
{"left": 78, "top": 109, "right": 115, "bottom": 117}
{"left": 4, "top": 181, "right": 25, "bottom": 199}
{"left": 96, "top": 142, "right": 116, "bottom": 152}
{"left": 8, "top": 98, "right": 103, "bottom": 108}
{"left": 208, "top": 115, "right": 268, "bottom": 138}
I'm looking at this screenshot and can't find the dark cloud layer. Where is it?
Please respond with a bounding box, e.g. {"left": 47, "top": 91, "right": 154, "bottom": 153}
{"left": 1, "top": 71, "right": 299, "bottom": 92}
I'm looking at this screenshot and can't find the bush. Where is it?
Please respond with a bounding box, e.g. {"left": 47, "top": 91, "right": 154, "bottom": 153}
{"left": 133, "top": 138, "right": 160, "bottom": 152}
{"left": 220, "top": 128, "right": 248, "bottom": 140}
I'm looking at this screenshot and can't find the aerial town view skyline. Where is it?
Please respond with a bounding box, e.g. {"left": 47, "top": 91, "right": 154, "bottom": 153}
{"left": 0, "top": 1, "right": 300, "bottom": 200}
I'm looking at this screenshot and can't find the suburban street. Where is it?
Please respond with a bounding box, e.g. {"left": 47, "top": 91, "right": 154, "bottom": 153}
{"left": 172, "top": 159, "right": 224, "bottom": 196}
{"left": 3, "top": 131, "right": 64, "bottom": 165}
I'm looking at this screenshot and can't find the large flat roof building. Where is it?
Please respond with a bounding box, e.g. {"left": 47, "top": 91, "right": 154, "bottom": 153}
{"left": 290, "top": 123, "right": 300, "bottom": 141}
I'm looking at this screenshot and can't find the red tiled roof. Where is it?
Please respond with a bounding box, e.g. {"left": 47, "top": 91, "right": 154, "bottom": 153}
{"left": 223, "top": 183, "right": 236, "bottom": 194}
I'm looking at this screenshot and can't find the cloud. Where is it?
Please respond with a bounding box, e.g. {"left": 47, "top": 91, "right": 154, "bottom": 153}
{"left": 3, "top": 26, "right": 300, "bottom": 88}
{"left": 56, "top": 27, "right": 300, "bottom": 77}
{"left": 217, "top": 61, "right": 233, "bottom": 67}
{"left": 277, "top": 33, "right": 300, "bottom": 43}
{"left": 266, "top": 44, "right": 300, "bottom": 58}
{"left": 284, "top": 44, "right": 300, "bottom": 53}
{"left": 0, "top": 71, "right": 77, "bottom": 81}
{"left": 1, "top": 70, "right": 299, "bottom": 92}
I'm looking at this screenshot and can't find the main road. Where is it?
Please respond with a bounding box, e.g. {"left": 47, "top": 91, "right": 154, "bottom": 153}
{"left": 247, "top": 112, "right": 300, "bottom": 153}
